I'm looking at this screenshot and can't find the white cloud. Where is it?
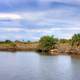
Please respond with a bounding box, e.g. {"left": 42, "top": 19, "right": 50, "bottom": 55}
{"left": 0, "top": 28, "right": 23, "bottom": 32}
{"left": 0, "top": 13, "right": 22, "bottom": 20}
{"left": 20, "top": 8, "right": 80, "bottom": 26}
{"left": 0, "top": 27, "right": 80, "bottom": 40}
{"left": 0, "top": 27, "right": 80, "bottom": 32}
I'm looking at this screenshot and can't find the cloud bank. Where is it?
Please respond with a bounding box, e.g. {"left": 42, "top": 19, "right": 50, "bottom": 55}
{"left": 0, "top": 0, "right": 80, "bottom": 40}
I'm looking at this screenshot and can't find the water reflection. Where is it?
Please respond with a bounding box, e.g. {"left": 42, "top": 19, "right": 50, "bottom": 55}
{"left": 0, "top": 52, "right": 80, "bottom": 80}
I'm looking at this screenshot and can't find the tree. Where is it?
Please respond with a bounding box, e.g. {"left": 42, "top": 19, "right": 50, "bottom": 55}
{"left": 71, "top": 33, "right": 80, "bottom": 47}
{"left": 39, "top": 35, "right": 58, "bottom": 51}
{"left": 5, "top": 40, "right": 12, "bottom": 43}
{"left": 27, "top": 40, "right": 31, "bottom": 43}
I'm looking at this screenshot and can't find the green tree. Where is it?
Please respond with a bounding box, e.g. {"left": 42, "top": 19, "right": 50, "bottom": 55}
{"left": 39, "top": 35, "right": 58, "bottom": 51}
{"left": 5, "top": 40, "right": 12, "bottom": 43}
{"left": 27, "top": 40, "right": 31, "bottom": 43}
{"left": 71, "top": 33, "right": 80, "bottom": 47}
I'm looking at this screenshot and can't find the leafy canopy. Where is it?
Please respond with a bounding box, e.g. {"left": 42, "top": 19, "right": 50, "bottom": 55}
{"left": 71, "top": 33, "right": 80, "bottom": 46}
{"left": 39, "top": 35, "right": 58, "bottom": 50}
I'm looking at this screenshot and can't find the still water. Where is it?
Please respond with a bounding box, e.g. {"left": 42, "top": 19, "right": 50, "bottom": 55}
{"left": 0, "top": 51, "right": 80, "bottom": 80}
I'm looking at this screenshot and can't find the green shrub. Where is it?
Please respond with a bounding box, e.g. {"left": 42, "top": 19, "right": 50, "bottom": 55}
{"left": 39, "top": 35, "right": 58, "bottom": 51}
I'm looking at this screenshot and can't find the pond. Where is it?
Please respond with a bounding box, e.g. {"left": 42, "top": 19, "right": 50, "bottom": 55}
{"left": 0, "top": 51, "right": 80, "bottom": 80}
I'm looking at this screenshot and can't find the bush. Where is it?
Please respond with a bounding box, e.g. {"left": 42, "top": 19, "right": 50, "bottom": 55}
{"left": 71, "top": 33, "right": 80, "bottom": 47}
{"left": 39, "top": 35, "right": 58, "bottom": 51}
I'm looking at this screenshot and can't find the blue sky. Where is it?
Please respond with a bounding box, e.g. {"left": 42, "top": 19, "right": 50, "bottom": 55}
{"left": 0, "top": 0, "right": 80, "bottom": 41}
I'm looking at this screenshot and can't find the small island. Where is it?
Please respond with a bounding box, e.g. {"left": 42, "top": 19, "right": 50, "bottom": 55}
{"left": 0, "top": 33, "right": 80, "bottom": 55}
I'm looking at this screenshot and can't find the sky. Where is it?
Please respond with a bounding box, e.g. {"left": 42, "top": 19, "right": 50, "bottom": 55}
{"left": 0, "top": 0, "right": 80, "bottom": 41}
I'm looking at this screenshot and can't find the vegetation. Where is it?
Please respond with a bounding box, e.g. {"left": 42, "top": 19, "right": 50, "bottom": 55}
{"left": 0, "top": 40, "right": 16, "bottom": 47}
{"left": 59, "top": 39, "right": 70, "bottom": 44}
{"left": 5, "top": 40, "right": 12, "bottom": 43}
{"left": 27, "top": 40, "right": 31, "bottom": 43}
{"left": 39, "top": 35, "right": 58, "bottom": 51}
{"left": 0, "top": 33, "right": 80, "bottom": 55}
{"left": 71, "top": 33, "right": 80, "bottom": 47}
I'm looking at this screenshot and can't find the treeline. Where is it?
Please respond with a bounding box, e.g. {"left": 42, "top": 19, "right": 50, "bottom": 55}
{"left": 39, "top": 33, "right": 80, "bottom": 52}
{"left": 0, "top": 33, "right": 80, "bottom": 52}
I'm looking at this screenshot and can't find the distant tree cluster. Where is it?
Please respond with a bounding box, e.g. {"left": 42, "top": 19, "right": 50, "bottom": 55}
{"left": 39, "top": 33, "right": 80, "bottom": 51}
{"left": 0, "top": 33, "right": 80, "bottom": 50}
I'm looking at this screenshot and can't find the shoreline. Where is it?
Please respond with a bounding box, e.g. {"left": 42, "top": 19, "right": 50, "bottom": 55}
{"left": 0, "top": 41, "right": 80, "bottom": 55}
{"left": 0, "top": 48, "right": 80, "bottom": 56}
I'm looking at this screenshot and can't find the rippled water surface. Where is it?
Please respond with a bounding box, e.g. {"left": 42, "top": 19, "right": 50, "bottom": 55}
{"left": 0, "top": 51, "right": 80, "bottom": 80}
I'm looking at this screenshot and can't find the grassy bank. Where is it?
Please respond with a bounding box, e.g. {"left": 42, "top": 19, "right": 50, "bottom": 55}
{"left": 0, "top": 33, "right": 80, "bottom": 55}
